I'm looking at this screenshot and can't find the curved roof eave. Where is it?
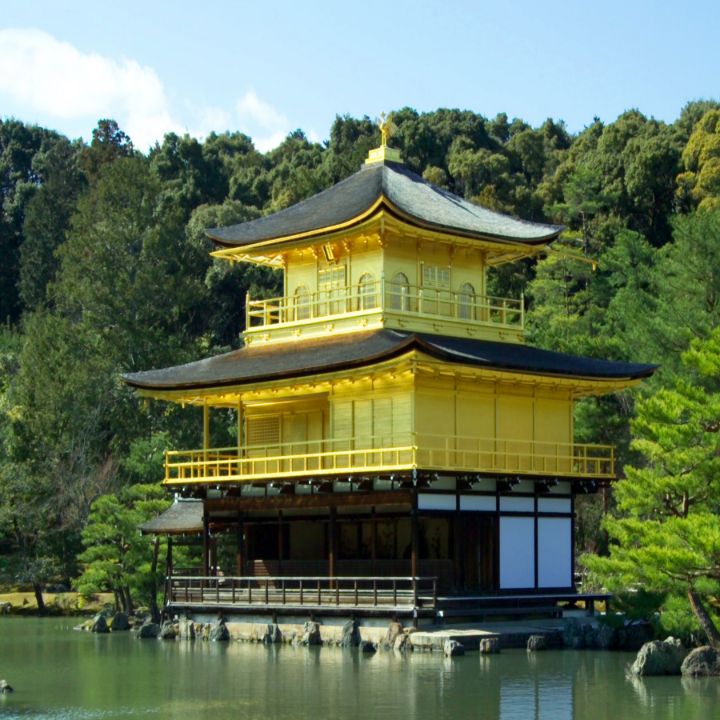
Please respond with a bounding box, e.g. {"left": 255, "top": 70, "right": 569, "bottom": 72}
{"left": 206, "top": 161, "right": 564, "bottom": 249}
{"left": 122, "top": 330, "right": 657, "bottom": 394}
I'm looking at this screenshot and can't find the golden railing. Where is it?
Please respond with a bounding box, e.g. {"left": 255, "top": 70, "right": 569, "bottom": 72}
{"left": 164, "top": 434, "right": 615, "bottom": 484}
{"left": 245, "top": 280, "right": 523, "bottom": 331}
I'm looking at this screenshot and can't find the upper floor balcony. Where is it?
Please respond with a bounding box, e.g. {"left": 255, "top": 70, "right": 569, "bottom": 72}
{"left": 163, "top": 434, "right": 615, "bottom": 486}
{"left": 244, "top": 278, "right": 524, "bottom": 345}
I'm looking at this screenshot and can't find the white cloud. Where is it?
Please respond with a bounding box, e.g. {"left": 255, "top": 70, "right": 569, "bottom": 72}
{"left": 236, "top": 89, "right": 288, "bottom": 131}
{"left": 254, "top": 131, "right": 289, "bottom": 154}
{"left": 0, "top": 29, "right": 296, "bottom": 153}
{"left": 0, "top": 28, "right": 184, "bottom": 148}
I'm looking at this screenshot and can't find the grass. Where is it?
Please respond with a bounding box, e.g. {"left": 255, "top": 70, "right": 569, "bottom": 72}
{"left": 0, "top": 591, "right": 114, "bottom": 616}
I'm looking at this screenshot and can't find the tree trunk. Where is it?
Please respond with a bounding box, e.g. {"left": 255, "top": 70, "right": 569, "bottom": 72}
{"left": 688, "top": 588, "right": 720, "bottom": 649}
{"left": 113, "top": 589, "right": 122, "bottom": 612}
{"left": 33, "top": 583, "right": 46, "bottom": 614}
{"left": 149, "top": 537, "right": 161, "bottom": 623}
{"left": 122, "top": 586, "right": 134, "bottom": 616}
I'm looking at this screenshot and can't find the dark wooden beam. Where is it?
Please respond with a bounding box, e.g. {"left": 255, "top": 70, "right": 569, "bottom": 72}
{"left": 205, "top": 490, "right": 412, "bottom": 512}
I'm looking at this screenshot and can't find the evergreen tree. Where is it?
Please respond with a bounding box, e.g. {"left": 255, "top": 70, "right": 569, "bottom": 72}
{"left": 585, "top": 328, "right": 720, "bottom": 645}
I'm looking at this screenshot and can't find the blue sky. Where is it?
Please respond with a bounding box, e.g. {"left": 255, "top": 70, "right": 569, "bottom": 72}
{"left": 1, "top": 0, "right": 718, "bottom": 150}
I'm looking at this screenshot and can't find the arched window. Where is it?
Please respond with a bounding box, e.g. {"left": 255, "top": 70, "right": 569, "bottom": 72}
{"left": 358, "top": 273, "right": 376, "bottom": 310}
{"left": 389, "top": 272, "right": 410, "bottom": 311}
{"left": 294, "top": 285, "right": 310, "bottom": 320}
{"left": 458, "top": 282, "right": 475, "bottom": 320}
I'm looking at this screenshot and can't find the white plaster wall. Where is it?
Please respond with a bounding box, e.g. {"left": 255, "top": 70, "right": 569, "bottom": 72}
{"left": 499, "top": 516, "right": 535, "bottom": 589}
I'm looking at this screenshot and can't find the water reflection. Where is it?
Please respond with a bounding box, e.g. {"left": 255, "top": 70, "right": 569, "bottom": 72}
{"left": 1, "top": 619, "right": 719, "bottom": 720}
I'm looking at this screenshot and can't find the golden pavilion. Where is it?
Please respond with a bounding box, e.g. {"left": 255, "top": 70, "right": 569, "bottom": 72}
{"left": 126, "top": 123, "right": 655, "bottom": 622}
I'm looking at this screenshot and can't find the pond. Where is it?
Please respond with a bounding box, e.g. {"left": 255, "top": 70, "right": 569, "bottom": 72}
{"left": 0, "top": 618, "right": 718, "bottom": 719}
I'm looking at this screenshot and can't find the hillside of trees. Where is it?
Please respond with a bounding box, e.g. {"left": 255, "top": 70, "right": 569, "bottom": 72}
{"left": 2, "top": 104, "right": 720, "bottom": 623}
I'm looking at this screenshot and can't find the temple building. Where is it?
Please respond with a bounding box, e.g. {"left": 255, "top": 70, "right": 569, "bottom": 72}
{"left": 126, "top": 123, "right": 655, "bottom": 622}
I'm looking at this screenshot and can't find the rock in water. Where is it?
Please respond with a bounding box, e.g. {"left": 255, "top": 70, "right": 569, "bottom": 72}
{"left": 629, "top": 638, "right": 688, "bottom": 676}
{"left": 360, "top": 640, "right": 377, "bottom": 653}
{"left": 136, "top": 621, "right": 161, "bottom": 639}
{"left": 208, "top": 620, "right": 229, "bottom": 642}
{"left": 0, "top": 680, "right": 13, "bottom": 693}
{"left": 444, "top": 639, "right": 465, "bottom": 657}
{"left": 479, "top": 637, "right": 500, "bottom": 654}
{"left": 91, "top": 613, "right": 109, "bottom": 634}
{"left": 339, "top": 620, "right": 359, "bottom": 648}
{"left": 262, "top": 623, "right": 281, "bottom": 644}
{"left": 527, "top": 635, "right": 548, "bottom": 652}
{"left": 109, "top": 612, "right": 130, "bottom": 631}
{"left": 178, "top": 617, "right": 195, "bottom": 640}
{"left": 681, "top": 646, "right": 720, "bottom": 677}
{"left": 595, "top": 623, "right": 618, "bottom": 650}
{"left": 159, "top": 620, "right": 178, "bottom": 640}
{"left": 382, "top": 621, "right": 403, "bottom": 650}
{"left": 297, "top": 621, "right": 321, "bottom": 646}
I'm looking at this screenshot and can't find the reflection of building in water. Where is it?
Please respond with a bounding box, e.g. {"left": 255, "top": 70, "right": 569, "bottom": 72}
{"left": 128, "top": 122, "right": 656, "bottom": 623}
{"left": 500, "top": 672, "right": 572, "bottom": 720}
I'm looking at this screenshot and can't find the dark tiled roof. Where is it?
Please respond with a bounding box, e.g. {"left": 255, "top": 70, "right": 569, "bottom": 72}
{"left": 207, "top": 161, "right": 563, "bottom": 247}
{"left": 139, "top": 499, "right": 203, "bottom": 535}
{"left": 123, "top": 330, "right": 657, "bottom": 391}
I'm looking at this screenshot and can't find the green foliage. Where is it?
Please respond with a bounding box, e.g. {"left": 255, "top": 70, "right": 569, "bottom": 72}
{"left": 584, "top": 329, "right": 720, "bottom": 635}
{"left": 75, "top": 482, "right": 170, "bottom": 609}
{"left": 1, "top": 101, "right": 720, "bottom": 602}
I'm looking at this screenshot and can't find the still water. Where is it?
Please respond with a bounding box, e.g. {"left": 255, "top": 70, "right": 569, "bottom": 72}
{"left": 0, "top": 618, "right": 718, "bottom": 719}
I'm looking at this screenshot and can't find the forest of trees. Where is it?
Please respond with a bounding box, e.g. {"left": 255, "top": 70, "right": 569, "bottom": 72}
{"left": 2, "top": 104, "right": 720, "bottom": 630}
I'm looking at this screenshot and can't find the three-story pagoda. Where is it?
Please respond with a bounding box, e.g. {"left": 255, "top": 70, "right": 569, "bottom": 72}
{"left": 126, "top": 125, "right": 655, "bottom": 621}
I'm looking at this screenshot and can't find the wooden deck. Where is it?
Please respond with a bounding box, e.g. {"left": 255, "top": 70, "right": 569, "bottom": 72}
{"left": 166, "top": 575, "right": 438, "bottom": 616}
{"left": 164, "top": 574, "right": 608, "bottom": 621}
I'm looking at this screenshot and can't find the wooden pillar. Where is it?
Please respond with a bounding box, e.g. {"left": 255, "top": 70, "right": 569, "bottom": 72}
{"left": 203, "top": 401, "right": 210, "bottom": 450}
{"left": 210, "top": 537, "right": 218, "bottom": 576}
{"left": 203, "top": 400, "right": 210, "bottom": 474}
{"left": 237, "top": 400, "right": 244, "bottom": 476}
{"left": 328, "top": 506, "right": 337, "bottom": 578}
{"left": 453, "top": 512, "right": 463, "bottom": 591}
{"left": 236, "top": 512, "right": 244, "bottom": 576}
{"left": 411, "top": 491, "right": 419, "bottom": 625}
{"left": 277, "top": 510, "right": 283, "bottom": 575}
{"left": 371, "top": 506, "right": 377, "bottom": 575}
{"left": 202, "top": 509, "right": 210, "bottom": 576}
{"left": 166, "top": 536, "right": 174, "bottom": 577}
{"left": 411, "top": 495, "right": 419, "bottom": 580}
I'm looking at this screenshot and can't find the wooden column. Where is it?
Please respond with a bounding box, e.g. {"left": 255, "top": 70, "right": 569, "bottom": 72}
{"left": 453, "top": 512, "right": 464, "bottom": 591}
{"left": 210, "top": 537, "right": 218, "bottom": 576}
{"left": 166, "top": 536, "right": 174, "bottom": 577}
{"left": 203, "top": 401, "right": 210, "bottom": 449}
{"left": 411, "top": 492, "right": 419, "bottom": 625}
{"left": 410, "top": 495, "right": 419, "bottom": 580}
{"left": 202, "top": 509, "right": 210, "bottom": 576}
{"left": 371, "top": 506, "right": 377, "bottom": 575}
{"left": 328, "top": 506, "right": 337, "bottom": 578}
{"left": 237, "top": 400, "right": 244, "bottom": 461}
{"left": 277, "top": 511, "right": 284, "bottom": 575}
{"left": 236, "top": 512, "right": 245, "bottom": 576}
{"left": 203, "top": 400, "right": 210, "bottom": 472}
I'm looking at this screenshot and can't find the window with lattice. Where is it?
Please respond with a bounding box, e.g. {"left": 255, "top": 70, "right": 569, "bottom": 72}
{"left": 421, "top": 264, "right": 450, "bottom": 289}
{"left": 246, "top": 415, "right": 281, "bottom": 446}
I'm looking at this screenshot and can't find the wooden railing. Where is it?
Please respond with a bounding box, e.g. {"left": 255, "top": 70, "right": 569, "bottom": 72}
{"left": 245, "top": 279, "right": 523, "bottom": 331}
{"left": 167, "top": 575, "right": 438, "bottom": 610}
{"left": 164, "top": 434, "right": 615, "bottom": 484}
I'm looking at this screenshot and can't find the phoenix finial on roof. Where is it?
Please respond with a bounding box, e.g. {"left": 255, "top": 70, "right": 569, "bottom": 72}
{"left": 378, "top": 112, "right": 397, "bottom": 147}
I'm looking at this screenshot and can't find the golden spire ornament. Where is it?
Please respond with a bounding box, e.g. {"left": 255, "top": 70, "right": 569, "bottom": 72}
{"left": 365, "top": 112, "right": 402, "bottom": 166}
